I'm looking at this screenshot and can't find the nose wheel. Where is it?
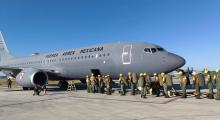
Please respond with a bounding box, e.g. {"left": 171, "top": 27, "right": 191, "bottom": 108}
{"left": 58, "top": 80, "right": 69, "bottom": 90}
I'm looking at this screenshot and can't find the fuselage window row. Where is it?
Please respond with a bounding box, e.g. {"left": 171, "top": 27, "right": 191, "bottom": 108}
{"left": 10, "top": 53, "right": 110, "bottom": 66}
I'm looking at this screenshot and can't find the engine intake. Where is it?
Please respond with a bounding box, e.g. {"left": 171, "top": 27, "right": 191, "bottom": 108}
{"left": 16, "top": 68, "right": 48, "bottom": 88}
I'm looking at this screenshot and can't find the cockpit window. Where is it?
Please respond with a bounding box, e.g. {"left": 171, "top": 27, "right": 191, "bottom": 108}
{"left": 157, "top": 48, "right": 165, "bottom": 51}
{"left": 151, "top": 48, "right": 157, "bottom": 53}
{"left": 144, "top": 48, "right": 157, "bottom": 53}
{"left": 144, "top": 48, "right": 151, "bottom": 53}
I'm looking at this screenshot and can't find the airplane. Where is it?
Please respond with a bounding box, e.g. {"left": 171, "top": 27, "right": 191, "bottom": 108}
{"left": 0, "top": 32, "right": 185, "bottom": 90}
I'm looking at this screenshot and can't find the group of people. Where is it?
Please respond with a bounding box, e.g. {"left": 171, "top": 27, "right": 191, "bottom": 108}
{"left": 192, "top": 69, "right": 220, "bottom": 100}
{"left": 86, "top": 74, "right": 113, "bottom": 95}
{"left": 85, "top": 69, "right": 220, "bottom": 100}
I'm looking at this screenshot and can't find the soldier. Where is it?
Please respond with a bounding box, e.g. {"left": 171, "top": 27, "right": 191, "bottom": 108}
{"left": 42, "top": 84, "right": 47, "bottom": 95}
{"left": 132, "top": 72, "right": 138, "bottom": 94}
{"left": 165, "top": 74, "right": 173, "bottom": 97}
{"left": 105, "top": 75, "right": 112, "bottom": 95}
{"left": 192, "top": 72, "right": 201, "bottom": 99}
{"left": 153, "top": 73, "right": 161, "bottom": 97}
{"left": 158, "top": 73, "right": 163, "bottom": 89}
{"left": 215, "top": 69, "right": 220, "bottom": 100}
{"left": 161, "top": 73, "right": 169, "bottom": 98}
{"left": 86, "top": 75, "right": 91, "bottom": 93}
{"left": 139, "top": 73, "right": 146, "bottom": 98}
{"left": 178, "top": 70, "right": 188, "bottom": 98}
{"left": 98, "top": 75, "right": 105, "bottom": 94}
{"left": 128, "top": 72, "right": 135, "bottom": 95}
{"left": 90, "top": 74, "right": 96, "bottom": 93}
{"left": 7, "top": 77, "right": 12, "bottom": 88}
{"left": 119, "top": 74, "right": 128, "bottom": 96}
{"left": 33, "top": 85, "right": 41, "bottom": 96}
{"left": 204, "top": 69, "right": 214, "bottom": 99}
{"left": 143, "top": 73, "right": 151, "bottom": 95}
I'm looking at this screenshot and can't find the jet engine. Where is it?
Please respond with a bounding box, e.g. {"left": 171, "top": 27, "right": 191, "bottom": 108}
{"left": 16, "top": 68, "right": 48, "bottom": 90}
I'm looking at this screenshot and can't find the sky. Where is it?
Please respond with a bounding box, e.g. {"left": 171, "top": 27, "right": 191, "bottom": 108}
{"left": 0, "top": 0, "right": 219, "bottom": 70}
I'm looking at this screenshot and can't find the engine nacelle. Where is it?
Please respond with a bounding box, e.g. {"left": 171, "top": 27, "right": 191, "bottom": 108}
{"left": 16, "top": 68, "right": 48, "bottom": 88}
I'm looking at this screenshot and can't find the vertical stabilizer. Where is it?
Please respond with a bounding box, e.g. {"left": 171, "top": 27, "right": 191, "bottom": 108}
{"left": 0, "top": 32, "right": 15, "bottom": 63}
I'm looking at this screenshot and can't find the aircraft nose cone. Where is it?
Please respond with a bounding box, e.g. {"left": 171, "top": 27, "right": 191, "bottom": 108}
{"left": 175, "top": 55, "right": 186, "bottom": 68}
{"left": 168, "top": 53, "right": 186, "bottom": 69}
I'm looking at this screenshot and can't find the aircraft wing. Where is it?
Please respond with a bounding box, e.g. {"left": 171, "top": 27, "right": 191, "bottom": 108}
{"left": 0, "top": 66, "right": 61, "bottom": 78}
{"left": 0, "top": 66, "right": 22, "bottom": 77}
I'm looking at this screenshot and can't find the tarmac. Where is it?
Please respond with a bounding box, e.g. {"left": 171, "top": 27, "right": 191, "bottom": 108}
{"left": 1, "top": 85, "right": 220, "bottom": 120}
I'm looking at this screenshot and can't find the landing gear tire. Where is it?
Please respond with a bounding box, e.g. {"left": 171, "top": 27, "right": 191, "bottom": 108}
{"left": 58, "top": 80, "right": 69, "bottom": 90}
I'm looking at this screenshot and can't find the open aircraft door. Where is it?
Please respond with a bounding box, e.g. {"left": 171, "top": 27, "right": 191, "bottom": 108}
{"left": 122, "top": 45, "right": 132, "bottom": 64}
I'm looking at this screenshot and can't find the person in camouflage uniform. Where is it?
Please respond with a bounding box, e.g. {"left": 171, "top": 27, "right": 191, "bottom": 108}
{"left": 98, "top": 75, "right": 105, "bottom": 94}
{"left": 90, "top": 74, "right": 96, "bottom": 93}
{"left": 7, "top": 77, "right": 12, "bottom": 89}
{"left": 119, "top": 74, "right": 128, "bottom": 96}
{"left": 105, "top": 75, "right": 112, "bottom": 95}
{"left": 86, "top": 75, "right": 91, "bottom": 93}
{"left": 153, "top": 73, "right": 161, "bottom": 97}
{"left": 215, "top": 69, "right": 220, "bottom": 100}
{"left": 178, "top": 70, "right": 188, "bottom": 98}
{"left": 139, "top": 73, "right": 146, "bottom": 98}
{"left": 165, "top": 73, "right": 173, "bottom": 97}
{"left": 143, "top": 73, "right": 151, "bottom": 95}
{"left": 132, "top": 72, "right": 138, "bottom": 94}
{"left": 204, "top": 69, "right": 214, "bottom": 99}
{"left": 128, "top": 72, "right": 135, "bottom": 95}
{"left": 192, "top": 72, "right": 201, "bottom": 99}
{"left": 161, "top": 73, "right": 169, "bottom": 98}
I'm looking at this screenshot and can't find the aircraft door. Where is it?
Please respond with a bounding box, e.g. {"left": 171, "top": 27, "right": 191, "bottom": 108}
{"left": 122, "top": 45, "right": 132, "bottom": 64}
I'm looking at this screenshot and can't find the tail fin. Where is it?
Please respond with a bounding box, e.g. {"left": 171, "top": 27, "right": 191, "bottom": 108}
{"left": 0, "top": 32, "right": 15, "bottom": 63}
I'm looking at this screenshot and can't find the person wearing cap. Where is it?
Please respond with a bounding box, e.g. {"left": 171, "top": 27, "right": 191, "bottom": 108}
{"left": 132, "top": 72, "right": 139, "bottom": 94}
{"left": 128, "top": 72, "right": 135, "bottom": 95}
{"left": 165, "top": 73, "right": 173, "bottom": 97}
{"left": 215, "top": 69, "right": 220, "bottom": 100}
{"left": 90, "top": 73, "right": 97, "bottom": 93}
{"left": 143, "top": 73, "right": 152, "bottom": 95}
{"left": 86, "top": 75, "right": 91, "bottom": 93}
{"left": 204, "top": 69, "right": 214, "bottom": 99}
{"left": 98, "top": 75, "right": 105, "bottom": 94}
{"left": 192, "top": 72, "right": 201, "bottom": 99}
{"left": 139, "top": 73, "right": 146, "bottom": 98}
{"left": 178, "top": 70, "right": 188, "bottom": 98}
{"left": 119, "top": 73, "right": 128, "bottom": 96}
{"left": 105, "top": 75, "right": 112, "bottom": 95}
{"left": 7, "top": 77, "right": 12, "bottom": 89}
{"left": 161, "top": 73, "right": 169, "bottom": 98}
{"left": 153, "top": 73, "right": 161, "bottom": 97}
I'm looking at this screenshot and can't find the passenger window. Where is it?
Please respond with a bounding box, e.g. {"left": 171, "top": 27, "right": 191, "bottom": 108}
{"left": 151, "top": 48, "right": 157, "bottom": 53}
{"left": 144, "top": 48, "right": 151, "bottom": 53}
